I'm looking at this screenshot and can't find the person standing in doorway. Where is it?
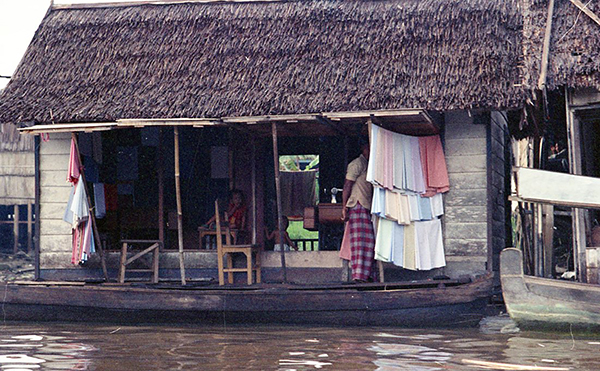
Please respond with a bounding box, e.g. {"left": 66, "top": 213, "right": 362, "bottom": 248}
{"left": 341, "top": 138, "right": 375, "bottom": 282}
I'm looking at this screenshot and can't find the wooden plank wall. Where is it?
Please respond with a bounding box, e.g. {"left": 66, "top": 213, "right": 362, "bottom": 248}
{"left": 0, "top": 151, "right": 34, "bottom": 204}
{"left": 443, "top": 111, "right": 488, "bottom": 272}
{"left": 489, "top": 111, "right": 508, "bottom": 272}
{"left": 39, "top": 133, "right": 73, "bottom": 269}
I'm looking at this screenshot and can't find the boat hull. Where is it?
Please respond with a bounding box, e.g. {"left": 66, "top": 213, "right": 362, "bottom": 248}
{"left": 501, "top": 248, "right": 600, "bottom": 331}
{"left": 1, "top": 278, "right": 493, "bottom": 327}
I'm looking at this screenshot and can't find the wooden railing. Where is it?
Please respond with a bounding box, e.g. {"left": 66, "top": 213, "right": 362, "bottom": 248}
{"left": 293, "top": 238, "right": 319, "bottom": 251}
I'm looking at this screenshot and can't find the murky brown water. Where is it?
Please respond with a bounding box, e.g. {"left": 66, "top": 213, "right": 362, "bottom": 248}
{"left": 1, "top": 316, "right": 600, "bottom": 370}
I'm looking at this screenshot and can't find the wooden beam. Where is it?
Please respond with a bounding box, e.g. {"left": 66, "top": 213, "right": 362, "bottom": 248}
{"left": 538, "top": 0, "right": 555, "bottom": 90}
{"left": 223, "top": 114, "right": 317, "bottom": 124}
{"left": 125, "top": 243, "right": 160, "bottom": 265}
{"left": 569, "top": 0, "right": 600, "bottom": 27}
{"left": 324, "top": 109, "right": 430, "bottom": 121}
{"left": 19, "top": 123, "right": 117, "bottom": 134}
{"left": 117, "top": 118, "right": 223, "bottom": 127}
{"left": 52, "top": 0, "right": 282, "bottom": 11}
{"left": 315, "top": 116, "right": 346, "bottom": 136}
{"left": 514, "top": 167, "right": 600, "bottom": 209}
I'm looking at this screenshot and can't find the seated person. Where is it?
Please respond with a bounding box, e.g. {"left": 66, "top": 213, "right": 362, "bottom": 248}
{"left": 203, "top": 189, "right": 248, "bottom": 242}
{"left": 265, "top": 216, "right": 298, "bottom": 251}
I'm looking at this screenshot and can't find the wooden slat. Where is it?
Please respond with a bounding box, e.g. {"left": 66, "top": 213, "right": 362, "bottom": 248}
{"left": 19, "top": 123, "right": 117, "bottom": 134}
{"left": 125, "top": 243, "right": 160, "bottom": 265}
{"left": 13, "top": 205, "right": 19, "bottom": 253}
{"left": 569, "top": 0, "right": 600, "bottom": 26}
{"left": 515, "top": 167, "right": 600, "bottom": 208}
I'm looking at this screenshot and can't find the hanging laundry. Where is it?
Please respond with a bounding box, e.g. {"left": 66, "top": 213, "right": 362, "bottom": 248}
{"left": 366, "top": 123, "right": 379, "bottom": 184}
{"left": 430, "top": 193, "right": 444, "bottom": 217}
{"left": 339, "top": 222, "right": 351, "bottom": 261}
{"left": 64, "top": 136, "right": 95, "bottom": 265}
{"left": 402, "top": 222, "right": 417, "bottom": 270}
{"left": 419, "top": 135, "right": 450, "bottom": 196}
{"left": 367, "top": 123, "right": 449, "bottom": 271}
{"left": 414, "top": 219, "right": 446, "bottom": 270}
{"left": 374, "top": 218, "right": 395, "bottom": 262}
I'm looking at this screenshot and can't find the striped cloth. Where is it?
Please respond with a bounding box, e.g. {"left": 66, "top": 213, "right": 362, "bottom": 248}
{"left": 348, "top": 202, "right": 376, "bottom": 281}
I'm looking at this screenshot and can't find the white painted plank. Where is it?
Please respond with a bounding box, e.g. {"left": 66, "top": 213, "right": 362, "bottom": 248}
{"left": 41, "top": 170, "right": 70, "bottom": 187}
{"left": 40, "top": 135, "right": 70, "bottom": 155}
{"left": 40, "top": 203, "right": 71, "bottom": 219}
{"left": 446, "top": 155, "right": 486, "bottom": 173}
{"left": 40, "top": 154, "right": 70, "bottom": 171}
{"left": 40, "top": 219, "right": 72, "bottom": 236}
{"left": 445, "top": 137, "right": 486, "bottom": 156}
{"left": 40, "top": 235, "right": 72, "bottom": 253}
{"left": 40, "top": 186, "right": 71, "bottom": 204}
{"left": 516, "top": 167, "right": 600, "bottom": 208}
{"left": 444, "top": 222, "right": 487, "bottom": 240}
{"left": 448, "top": 172, "right": 487, "bottom": 189}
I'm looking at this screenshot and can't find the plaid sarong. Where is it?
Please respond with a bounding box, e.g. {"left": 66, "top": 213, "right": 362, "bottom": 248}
{"left": 349, "top": 202, "right": 376, "bottom": 281}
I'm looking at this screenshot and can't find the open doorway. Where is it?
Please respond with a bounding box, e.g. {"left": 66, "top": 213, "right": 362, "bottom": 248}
{"left": 265, "top": 155, "right": 319, "bottom": 251}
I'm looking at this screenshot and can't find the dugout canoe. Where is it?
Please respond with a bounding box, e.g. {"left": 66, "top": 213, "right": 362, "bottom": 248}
{"left": 1, "top": 276, "right": 493, "bottom": 327}
{"left": 501, "top": 247, "right": 600, "bottom": 332}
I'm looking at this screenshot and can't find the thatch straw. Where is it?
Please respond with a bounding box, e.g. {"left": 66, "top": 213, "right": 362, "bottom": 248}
{"left": 523, "top": 0, "right": 600, "bottom": 91}
{"left": 0, "top": 0, "right": 525, "bottom": 124}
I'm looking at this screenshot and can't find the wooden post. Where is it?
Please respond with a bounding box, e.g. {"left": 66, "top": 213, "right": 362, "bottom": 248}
{"left": 566, "top": 88, "right": 587, "bottom": 282}
{"left": 72, "top": 133, "right": 109, "bottom": 282}
{"left": 538, "top": 0, "right": 555, "bottom": 90}
{"left": 271, "top": 122, "right": 287, "bottom": 283}
{"left": 534, "top": 204, "right": 544, "bottom": 277}
{"left": 34, "top": 135, "right": 41, "bottom": 280}
{"left": 251, "top": 139, "right": 257, "bottom": 245}
{"left": 13, "top": 204, "right": 19, "bottom": 254}
{"left": 27, "top": 203, "right": 33, "bottom": 254}
{"left": 228, "top": 131, "right": 235, "bottom": 190}
{"left": 542, "top": 204, "right": 554, "bottom": 278}
{"left": 174, "top": 127, "right": 186, "bottom": 285}
{"left": 158, "top": 128, "right": 164, "bottom": 244}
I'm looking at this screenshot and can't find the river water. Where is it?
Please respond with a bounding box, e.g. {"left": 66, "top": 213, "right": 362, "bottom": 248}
{"left": 1, "top": 315, "right": 599, "bottom": 370}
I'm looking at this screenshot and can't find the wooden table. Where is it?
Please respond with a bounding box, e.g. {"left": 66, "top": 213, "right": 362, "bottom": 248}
{"left": 198, "top": 227, "right": 237, "bottom": 249}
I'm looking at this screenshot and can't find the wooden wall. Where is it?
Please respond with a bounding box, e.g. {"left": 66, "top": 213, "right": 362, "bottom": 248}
{"left": 442, "top": 110, "right": 508, "bottom": 275}
{"left": 489, "top": 111, "right": 509, "bottom": 272}
{"left": 0, "top": 151, "right": 34, "bottom": 205}
{"left": 443, "top": 111, "right": 489, "bottom": 273}
{"left": 38, "top": 132, "right": 73, "bottom": 269}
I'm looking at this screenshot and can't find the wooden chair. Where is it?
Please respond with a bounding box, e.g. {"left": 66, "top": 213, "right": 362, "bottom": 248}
{"left": 215, "top": 200, "right": 261, "bottom": 285}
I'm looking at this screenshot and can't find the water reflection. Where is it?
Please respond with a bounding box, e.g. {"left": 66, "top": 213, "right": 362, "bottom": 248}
{"left": 0, "top": 331, "right": 92, "bottom": 371}
{"left": 1, "top": 318, "right": 600, "bottom": 370}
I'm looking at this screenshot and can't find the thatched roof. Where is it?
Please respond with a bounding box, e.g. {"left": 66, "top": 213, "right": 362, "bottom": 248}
{"left": 0, "top": 0, "right": 526, "bottom": 124}
{"left": 523, "top": 0, "right": 600, "bottom": 92}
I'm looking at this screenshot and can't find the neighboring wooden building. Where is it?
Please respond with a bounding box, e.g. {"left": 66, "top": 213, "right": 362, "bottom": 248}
{"left": 0, "top": 0, "right": 574, "bottom": 284}
{"left": 0, "top": 123, "right": 35, "bottom": 254}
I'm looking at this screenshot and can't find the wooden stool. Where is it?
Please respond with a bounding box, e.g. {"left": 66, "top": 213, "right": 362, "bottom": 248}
{"left": 118, "top": 239, "right": 162, "bottom": 283}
